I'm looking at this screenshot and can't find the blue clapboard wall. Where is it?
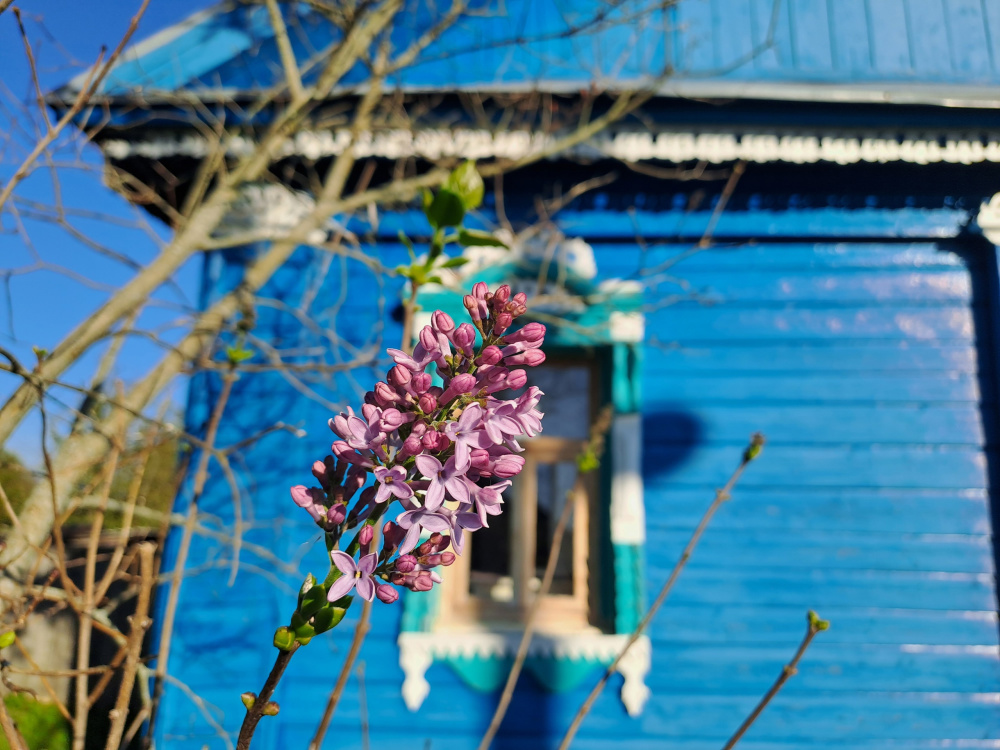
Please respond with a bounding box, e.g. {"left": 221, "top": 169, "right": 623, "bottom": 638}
{"left": 157, "top": 188, "right": 1000, "bottom": 748}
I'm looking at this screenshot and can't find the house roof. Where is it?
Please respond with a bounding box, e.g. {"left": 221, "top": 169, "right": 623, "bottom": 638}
{"left": 57, "top": 0, "right": 1000, "bottom": 108}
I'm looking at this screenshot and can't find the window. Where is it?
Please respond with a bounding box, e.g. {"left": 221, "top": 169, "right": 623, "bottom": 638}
{"left": 436, "top": 360, "right": 607, "bottom": 634}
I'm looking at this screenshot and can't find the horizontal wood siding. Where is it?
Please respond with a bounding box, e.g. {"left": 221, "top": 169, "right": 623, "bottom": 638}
{"left": 159, "top": 232, "right": 1000, "bottom": 748}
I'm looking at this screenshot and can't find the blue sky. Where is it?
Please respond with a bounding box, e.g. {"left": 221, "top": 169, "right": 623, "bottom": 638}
{"left": 1, "top": 1, "right": 210, "bottom": 463}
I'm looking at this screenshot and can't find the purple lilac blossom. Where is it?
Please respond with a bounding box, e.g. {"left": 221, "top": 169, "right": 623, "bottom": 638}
{"left": 288, "top": 283, "right": 546, "bottom": 607}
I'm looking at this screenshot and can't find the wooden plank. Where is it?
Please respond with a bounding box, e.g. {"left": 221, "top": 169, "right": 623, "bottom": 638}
{"left": 640, "top": 403, "right": 985, "bottom": 445}
{"left": 866, "top": 0, "right": 913, "bottom": 73}
{"left": 644, "top": 341, "right": 977, "bottom": 373}
{"left": 644, "top": 530, "right": 993, "bottom": 573}
{"left": 827, "top": 0, "right": 871, "bottom": 73}
{"left": 713, "top": 0, "right": 756, "bottom": 73}
{"left": 655, "top": 268, "right": 974, "bottom": 303}
{"left": 906, "top": 0, "right": 953, "bottom": 75}
{"left": 748, "top": 0, "right": 795, "bottom": 71}
{"left": 643, "top": 443, "right": 988, "bottom": 489}
{"left": 787, "top": 0, "right": 834, "bottom": 71}
{"left": 945, "top": 0, "right": 993, "bottom": 75}
{"left": 673, "top": 0, "right": 718, "bottom": 71}
{"left": 653, "top": 305, "right": 974, "bottom": 342}
{"left": 643, "top": 372, "right": 981, "bottom": 402}
{"left": 641, "top": 487, "right": 992, "bottom": 534}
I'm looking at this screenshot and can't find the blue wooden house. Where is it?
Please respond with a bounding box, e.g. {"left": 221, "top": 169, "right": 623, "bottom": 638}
{"left": 63, "top": 1, "right": 1000, "bottom": 747}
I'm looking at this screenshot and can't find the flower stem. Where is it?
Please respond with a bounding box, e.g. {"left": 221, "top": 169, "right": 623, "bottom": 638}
{"left": 236, "top": 642, "right": 300, "bottom": 750}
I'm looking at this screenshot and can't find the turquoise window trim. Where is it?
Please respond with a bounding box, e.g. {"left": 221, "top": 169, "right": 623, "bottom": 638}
{"left": 399, "top": 259, "right": 646, "bottom": 699}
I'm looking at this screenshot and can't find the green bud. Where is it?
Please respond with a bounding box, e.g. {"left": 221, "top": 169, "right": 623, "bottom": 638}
{"left": 0, "top": 631, "right": 15, "bottom": 649}
{"left": 262, "top": 701, "right": 280, "bottom": 717}
{"left": 808, "top": 609, "right": 830, "bottom": 632}
{"left": 273, "top": 626, "right": 296, "bottom": 651}
{"left": 241, "top": 692, "right": 257, "bottom": 711}
{"left": 445, "top": 161, "right": 485, "bottom": 210}
{"left": 743, "top": 432, "right": 766, "bottom": 463}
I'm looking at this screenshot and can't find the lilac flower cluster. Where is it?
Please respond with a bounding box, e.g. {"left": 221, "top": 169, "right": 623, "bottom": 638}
{"left": 289, "top": 283, "right": 545, "bottom": 607}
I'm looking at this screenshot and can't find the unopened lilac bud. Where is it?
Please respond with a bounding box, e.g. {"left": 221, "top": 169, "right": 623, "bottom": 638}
{"left": 362, "top": 403, "right": 379, "bottom": 423}
{"left": 477, "top": 345, "right": 502, "bottom": 366}
{"left": 399, "top": 434, "right": 422, "bottom": 459}
{"left": 358, "top": 525, "right": 374, "bottom": 547}
{"left": 492, "top": 285, "right": 511, "bottom": 307}
{"left": 418, "top": 533, "right": 449, "bottom": 555}
{"left": 326, "top": 503, "right": 346, "bottom": 525}
{"left": 439, "top": 551, "right": 456, "bottom": 566}
{"left": 374, "top": 381, "right": 400, "bottom": 405}
{"left": 375, "top": 584, "right": 399, "bottom": 604}
{"left": 388, "top": 365, "right": 411, "bottom": 388}
{"left": 418, "top": 393, "right": 437, "bottom": 413}
{"left": 493, "top": 453, "right": 525, "bottom": 478}
{"left": 472, "top": 282, "right": 489, "bottom": 299}
{"left": 469, "top": 448, "right": 490, "bottom": 470}
{"left": 492, "top": 313, "right": 513, "bottom": 335}
{"left": 344, "top": 465, "right": 366, "bottom": 502}
{"left": 432, "top": 310, "right": 455, "bottom": 334}
{"left": 327, "top": 455, "right": 346, "bottom": 484}
{"left": 464, "top": 295, "right": 482, "bottom": 323}
{"left": 452, "top": 323, "right": 476, "bottom": 354}
{"left": 506, "top": 349, "right": 546, "bottom": 367}
{"left": 395, "top": 554, "right": 417, "bottom": 573}
{"left": 411, "top": 373, "right": 431, "bottom": 394}
{"left": 380, "top": 407, "right": 405, "bottom": 431}
{"left": 312, "top": 460, "right": 330, "bottom": 489}
{"left": 290, "top": 485, "right": 321, "bottom": 509}
{"left": 383, "top": 521, "right": 406, "bottom": 548}
{"left": 330, "top": 414, "right": 351, "bottom": 440}
{"left": 504, "top": 322, "right": 545, "bottom": 345}
{"left": 419, "top": 326, "right": 438, "bottom": 354}
{"left": 411, "top": 571, "right": 434, "bottom": 591}
{"left": 505, "top": 369, "right": 528, "bottom": 390}
{"left": 410, "top": 421, "right": 428, "bottom": 437}
{"left": 440, "top": 373, "right": 477, "bottom": 404}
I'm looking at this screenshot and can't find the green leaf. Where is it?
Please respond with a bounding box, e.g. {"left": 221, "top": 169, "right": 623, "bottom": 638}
{"left": 0, "top": 631, "right": 15, "bottom": 649}
{"left": 446, "top": 161, "right": 485, "bottom": 210}
{"left": 298, "top": 582, "right": 328, "bottom": 619}
{"left": 398, "top": 230, "right": 416, "bottom": 261}
{"left": 458, "top": 228, "right": 507, "bottom": 248}
{"left": 426, "top": 189, "right": 465, "bottom": 229}
{"left": 440, "top": 256, "right": 470, "bottom": 269}
{"left": 808, "top": 610, "right": 831, "bottom": 632}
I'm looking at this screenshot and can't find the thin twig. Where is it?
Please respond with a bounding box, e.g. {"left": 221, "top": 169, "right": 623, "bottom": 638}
{"left": 556, "top": 433, "right": 766, "bottom": 750}
{"left": 235, "top": 643, "right": 300, "bottom": 750}
{"left": 721, "top": 610, "right": 829, "bottom": 750}
{"left": 104, "top": 543, "right": 156, "bottom": 750}
{"left": 478, "top": 406, "right": 614, "bottom": 750}
{"left": 0, "top": 693, "right": 28, "bottom": 750}
{"left": 145, "top": 369, "right": 237, "bottom": 741}
{"left": 357, "top": 662, "right": 370, "bottom": 750}
{"left": 308, "top": 601, "right": 372, "bottom": 750}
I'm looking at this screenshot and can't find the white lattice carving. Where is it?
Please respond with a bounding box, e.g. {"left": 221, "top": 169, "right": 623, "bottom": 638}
{"left": 977, "top": 194, "right": 1000, "bottom": 245}
{"left": 212, "top": 183, "right": 333, "bottom": 244}
{"left": 102, "top": 128, "right": 1000, "bottom": 166}
{"left": 397, "top": 631, "right": 651, "bottom": 716}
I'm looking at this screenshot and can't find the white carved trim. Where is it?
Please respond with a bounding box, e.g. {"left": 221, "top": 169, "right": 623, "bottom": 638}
{"left": 101, "top": 128, "right": 1000, "bottom": 166}
{"left": 977, "top": 194, "right": 1000, "bottom": 245}
{"left": 213, "top": 183, "right": 332, "bottom": 242}
{"left": 611, "top": 414, "right": 646, "bottom": 545}
{"left": 608, "top": 311, "right": 645, "bottom": 343}
{"left": 398, "top": 631, "right": 651, "bottom": 715}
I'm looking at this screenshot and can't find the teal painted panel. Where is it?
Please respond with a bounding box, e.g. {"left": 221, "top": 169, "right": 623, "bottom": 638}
{"left": 827, "top": 0, "right": 872, "bottom": 73}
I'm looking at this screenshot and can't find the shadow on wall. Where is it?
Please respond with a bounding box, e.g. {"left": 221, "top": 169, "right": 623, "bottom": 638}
{"left": 486, "top": 409, "right": 703, "bottom": 750}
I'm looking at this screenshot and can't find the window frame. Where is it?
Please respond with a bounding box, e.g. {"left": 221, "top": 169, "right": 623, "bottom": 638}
{"left": 436, "top": 355, "right": 606, "bottom": 634}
